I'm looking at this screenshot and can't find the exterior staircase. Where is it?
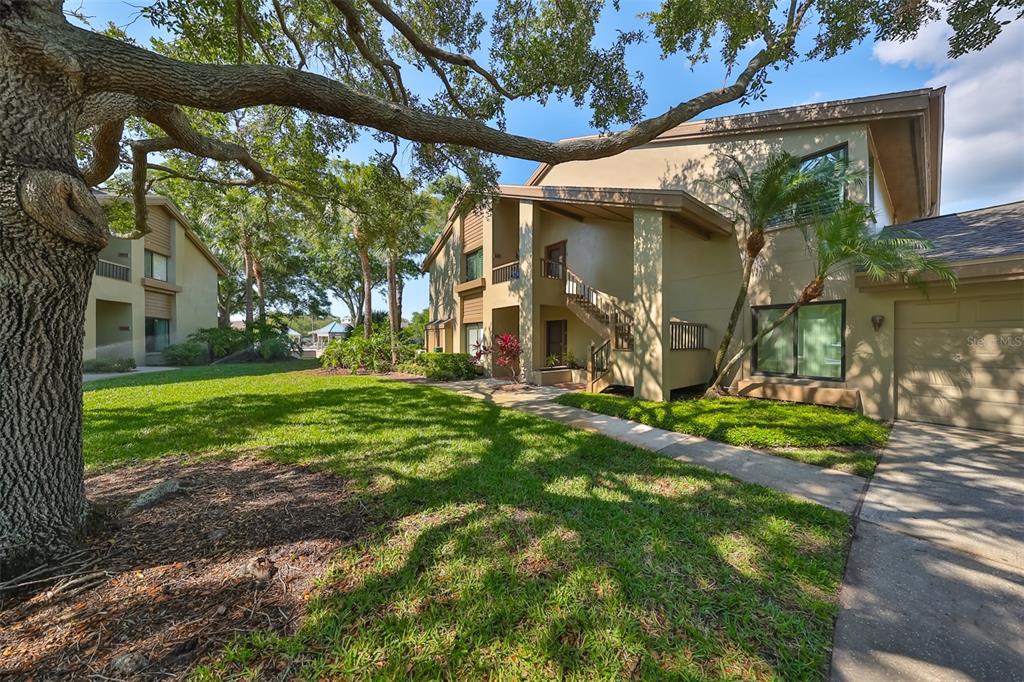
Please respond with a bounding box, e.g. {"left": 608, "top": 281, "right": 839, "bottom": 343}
{"left": 558, "top": 265, "right": 634, "bottom": 393}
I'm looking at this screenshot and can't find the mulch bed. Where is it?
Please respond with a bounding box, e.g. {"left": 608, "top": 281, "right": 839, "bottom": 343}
{"left": 0, "top": 457, "right": 364, "bottom": 680}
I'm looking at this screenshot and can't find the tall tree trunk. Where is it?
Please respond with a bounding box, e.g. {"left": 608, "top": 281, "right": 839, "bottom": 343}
{"left": 357, "top": 245, "right": 373, "bottom": 338}
{"left": 252, "top": 253, "right": 266, "bottom": 324}
{"left": 241, "top": 238, "right": 254, "bottom": 328}
{"left": 705, "top": 231, "right": 765, "bottom": 398}
{"left": 1, "top": 8, "right": 104, "bottom": 571}
{"left": 386, "top": 256, "right": 400, "bottom": 366}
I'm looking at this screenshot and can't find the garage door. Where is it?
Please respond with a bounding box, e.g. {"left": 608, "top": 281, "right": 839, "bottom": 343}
{"left": 896, "top": 295, "right": 1024, "bottom": 434}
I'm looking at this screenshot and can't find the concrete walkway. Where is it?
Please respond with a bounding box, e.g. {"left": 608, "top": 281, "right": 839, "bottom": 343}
{"left": 433, "top": 378, "right": 866, "bottom": 515}
{"left": 831, "top": 422, "right": 1024, "bottom": 681}
{"left": 83, "top": 365, "right": 179, "bottom": 383}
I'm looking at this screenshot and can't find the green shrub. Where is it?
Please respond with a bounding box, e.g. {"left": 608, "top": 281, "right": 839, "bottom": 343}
{"left": 188, "top": 326, "right": 250, "bottom": 359}
{"left": 321, "top": 328, "right": 416, "bottom": 373}
{"left": 162, "top": 341, "right": 209, "bottom": 366}
{"left": 398, "top": 352, "right": 477, "bottom": 381}
{"left": 83, "top": 357, "right": 136, "bottom": 373}
{"left": 258, "top": 335, "right": 291, "bottom": 361}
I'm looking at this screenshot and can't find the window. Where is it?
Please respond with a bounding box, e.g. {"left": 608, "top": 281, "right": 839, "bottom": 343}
{"left": 145, "top": 317, "right": 170, "bottom": 353}
{"left": 145, "top": 250, "right": 169, "bottom": 281}
{"left": 753, "top": 301, "right": 845, "bottom": 380}
{"left": 794, "top": 144, "right": 847, "bottom": 220}
{"left": 464, "top": 323, "right": 484, "bottom": 355}
{"left": 769, "top": 145, "right": 849, "bottom": 228}
{"left": 464, "top": 249, "right": 483, "bottom": 281}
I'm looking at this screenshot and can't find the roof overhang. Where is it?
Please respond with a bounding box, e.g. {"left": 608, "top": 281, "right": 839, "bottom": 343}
{"left": 856, "top": 254, "right": 1024, "bottom": 290}
{"left": 95, "top": 192, "right": 229, "bottom": 276}
{"left": 420, "top": 184, "right": 732, "bottom": 272}
{"left": 494, "top": 184, "right": 733, "bottom": 239}
{"left": 525, "top": 88, "right": 945, "bottom": 219}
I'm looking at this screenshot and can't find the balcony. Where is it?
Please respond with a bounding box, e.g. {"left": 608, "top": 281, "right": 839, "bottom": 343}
{"left": 96, "top": 259, "right": 130, "bottom": 282}
{"left": 492, "top": 260, "right": 520, "bottom": 284}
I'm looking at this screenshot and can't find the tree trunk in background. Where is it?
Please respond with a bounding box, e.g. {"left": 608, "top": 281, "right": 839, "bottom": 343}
{"left": 241, "top": 239, "right": 254, "bottom": 328}
{"left": 357, "top": 245, "right": 373, "bottom": 338}
{"left": 396, "top": 276, "right": 405, "bottom": 328}
{"left": 252, "top": 253, "right": 266, "bottom": 324}
{"left": 0, "top": 9, "right": 104, "bottom": 572}
{"left": 386, "top": 256, "right": 400, "bottom": 365}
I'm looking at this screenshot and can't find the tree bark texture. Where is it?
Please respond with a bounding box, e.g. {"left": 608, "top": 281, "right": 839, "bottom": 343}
{"left": 1, "top": 2, "right": 106, "bottom": 572}
{"left": 241, "top": 238, "right": 254, "bottom": 328}
{"left": 355, "top": 240, "right": 373, "bottom": 338}
{"left": 386, "top": 256, "right": 400, "bottom": 365}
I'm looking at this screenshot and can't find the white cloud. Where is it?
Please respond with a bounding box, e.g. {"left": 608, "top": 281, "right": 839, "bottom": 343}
{"left": 874, "top": 20, "right": 1024, "bottom": 213}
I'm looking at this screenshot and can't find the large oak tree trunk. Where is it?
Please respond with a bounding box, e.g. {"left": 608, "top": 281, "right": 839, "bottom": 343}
{"left": 0, "top": 4, "right": 107, "bottom": 572}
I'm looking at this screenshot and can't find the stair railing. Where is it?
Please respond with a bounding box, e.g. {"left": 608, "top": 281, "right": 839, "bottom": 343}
{"left": 564, "top": 267, "right": 634, "bottom": 351}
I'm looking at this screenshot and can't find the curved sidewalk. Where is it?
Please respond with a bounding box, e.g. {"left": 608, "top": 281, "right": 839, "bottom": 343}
{"left": 432, "top": 378, "right": 867, "bottom": 515}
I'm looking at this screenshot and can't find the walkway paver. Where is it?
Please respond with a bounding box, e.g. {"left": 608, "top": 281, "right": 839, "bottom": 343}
{"left": 831, "top": 422, "right": 1024, "bottom": 681}
{"left": 430, "top": 378, "right": 866, "bottom": 515}
{"left": 83, "top": 365, "right": 179, "bottom": 383}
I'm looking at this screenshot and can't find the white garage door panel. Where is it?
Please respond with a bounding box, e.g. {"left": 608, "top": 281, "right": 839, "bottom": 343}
{"left": 896, "top": 296, "right": 1024, "bottom": 434}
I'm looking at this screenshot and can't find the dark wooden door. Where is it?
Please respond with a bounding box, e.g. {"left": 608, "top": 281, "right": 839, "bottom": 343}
{"left": 546, "top": 319, "right": 568, "bottom": 363}
{"left": 544, "top": 241, "right": 566, "bottom": 278}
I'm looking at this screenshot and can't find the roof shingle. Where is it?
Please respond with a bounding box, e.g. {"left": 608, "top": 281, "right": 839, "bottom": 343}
{"left": 879, "top": 201, "right": 1024, "bottom": 262}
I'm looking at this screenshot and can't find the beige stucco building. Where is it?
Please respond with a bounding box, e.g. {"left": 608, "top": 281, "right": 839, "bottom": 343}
{"left": 424, "top": 88, "right": 1024, "bottom": 435}
{"left": 84, "top": 193, "right": 226, "bottom": 366}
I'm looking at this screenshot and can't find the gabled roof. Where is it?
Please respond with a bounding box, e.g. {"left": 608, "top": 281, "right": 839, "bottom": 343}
{"left": 314, "top": 321, "right": 350, "bottom": 335}
{"left": 879, "top": 200, "right": 1024, "bottom": 262}
{"left": 525, "top": 88, "right": 945, "bottom": 222}
{"left": 94, "top": 191, "right": 229, "bottom": 276}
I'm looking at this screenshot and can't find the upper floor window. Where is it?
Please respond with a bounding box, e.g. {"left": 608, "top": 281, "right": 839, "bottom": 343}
{"left": 464, "top": 248, "right": 483, "bottom": 281}
{"left": 768, "top": 145, "right": 849, "bottom": 228}
{"left": 794, "top": 144, "right": 847, "bottom": 220}
{"left": 753, "top": 300, "right": 845, "bottom": 380}
{"left": 145, "top": 250, "right": 168, "bottom": 281}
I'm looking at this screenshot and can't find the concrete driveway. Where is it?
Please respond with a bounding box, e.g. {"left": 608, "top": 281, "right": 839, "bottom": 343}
{"left": 832, "top": 422, "right": 1024, "bottom": 681}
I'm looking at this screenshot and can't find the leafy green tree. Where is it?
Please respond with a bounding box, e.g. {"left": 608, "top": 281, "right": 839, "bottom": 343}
{"left": 3, "top": 0, "right": 1018, "bottom": 567}
{"left": 707, "top": 201, "right": 958, "bottom": 394}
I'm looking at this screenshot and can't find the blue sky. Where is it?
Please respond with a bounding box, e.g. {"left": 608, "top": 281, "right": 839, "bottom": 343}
{"left": 78, "top": 1, "right": 1024, "bottom": 318}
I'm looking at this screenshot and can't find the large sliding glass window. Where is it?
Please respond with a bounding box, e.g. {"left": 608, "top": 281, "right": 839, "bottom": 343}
{"left": 753, "top": 301, "right": 845, "bottom": 380}
{"left": 145, "top": 317, "right": 170, "bottom": 353}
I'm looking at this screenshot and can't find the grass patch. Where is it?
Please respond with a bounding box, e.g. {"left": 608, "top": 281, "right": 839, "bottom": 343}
{"left": 772, "top": 448, "right": 880, "bottom": 478}
{"left": 554, "top": 392, "right": 888, "bottom": 477}
{"left": 85, "top": 363, "right": 851, "bottom": 679}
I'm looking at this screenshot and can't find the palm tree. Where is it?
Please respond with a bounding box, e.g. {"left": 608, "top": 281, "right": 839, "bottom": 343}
{"left": 707, "top": 200, "right": 957, "bottom": 394}
{"left": 704, "top": 152, "right": 843, "bottom": 396}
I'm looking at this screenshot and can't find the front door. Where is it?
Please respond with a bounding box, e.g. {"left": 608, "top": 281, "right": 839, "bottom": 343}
{"left": 546, "top": 319, "right": 568, "bottom": 365}
{"left": 544, "top": 241, "right": 566, "bottom": 279}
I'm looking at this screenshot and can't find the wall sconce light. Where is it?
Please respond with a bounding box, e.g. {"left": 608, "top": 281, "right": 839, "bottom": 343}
{"left": 871, "top": 315, "right": 885, "bottom": 332}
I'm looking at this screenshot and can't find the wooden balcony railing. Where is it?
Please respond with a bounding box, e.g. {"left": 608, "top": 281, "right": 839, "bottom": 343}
{"left": 492, "top": 260, "right": 520, "bottom": 284}
{"left": 669, "top": 321, "right": 707, "bottom": 350}
{"left": 539, "top": 257, "right": 566, "bottom": 280}
{"left": 96, "top": 259, "right": 130, "bottom": 282}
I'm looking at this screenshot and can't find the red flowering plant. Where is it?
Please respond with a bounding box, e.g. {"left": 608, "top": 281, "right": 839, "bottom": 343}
{"left": 494, "top": 333, "right": 524, "bottom": 383}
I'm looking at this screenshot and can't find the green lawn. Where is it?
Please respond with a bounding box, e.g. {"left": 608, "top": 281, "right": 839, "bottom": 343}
{"left": 85, "top": 362, "right": 850, "bottom": 680}
{"left": 554, "top": 393, "right": 888, "bottom": 478}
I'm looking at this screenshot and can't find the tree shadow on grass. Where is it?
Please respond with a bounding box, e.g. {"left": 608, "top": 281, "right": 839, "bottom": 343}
{"left": 80, "top": 374, "right": 852, "bottom": 679}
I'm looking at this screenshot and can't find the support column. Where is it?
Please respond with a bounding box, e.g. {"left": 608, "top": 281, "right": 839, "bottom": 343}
{"left": 518, "top": 201, "right": 541, "bottom": 383}
{"left": 632, "top": 209, "right": 669, "bottom": 401}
